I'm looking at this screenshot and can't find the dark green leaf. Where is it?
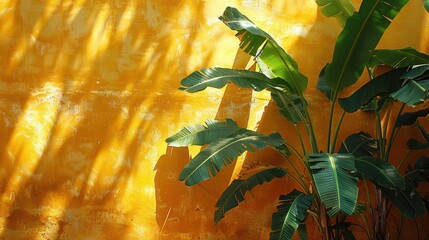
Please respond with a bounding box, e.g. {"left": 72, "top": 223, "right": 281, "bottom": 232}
{"left": 402, "top": 64, "right": 429, "bottom": 80}
{"left": 338, "top": 67, "right": 407, "bottom": 113}
{"left": 354, "top": 157, "right": 405, "bottom": 190}
{"left": 368, "top": 48, "right": 429, "bottom": 68}
{"left": 271, "top": 91, "right": 305, "bottom": 123}
{"left": 406, "top": 156, "right": 429, "bottom": 187}
{"left": 395, "top": 108, "right": 429, "bottom": 127}
{"left": 315, "top": 0, "right": 356, "bottom": 27}
{"left": 180, "top": 67, "right": 287, "bottom": 93}
{"left": 407, "top": 138, "right": 429, "bottom": 150}
{"left": 179, "top": 129, "right": 286, "bottom": 186}
{"left": 270, "top": 189, "right": 314, "bottom": 240}
{"left": 214, "top": 165, "right": 287, "bottom": 223}
{"left": 166, "top": 119, "right": 240, "bottom": 146}
{"left": 325, "top": 0, "right": 409, "bottom": 92}
{"left": 339, "top": 132, "right": 378, "bottom": 157}
{"left": 391, "top": 79, "right": 429, "bottom": 106}
{"left": 297, "top": 224, "right": 309, "bottom": 240}
{"left": 219, "top": 7, "right": 308, "bottom": 95}
{"left": 309, "top": 153, "right": 359, "bottom": 216}
{"left": 380, "top": 181, "right": 425, "bottom": 218}
{"left": 317, "top": 65, "right": 334, "bottom": 101}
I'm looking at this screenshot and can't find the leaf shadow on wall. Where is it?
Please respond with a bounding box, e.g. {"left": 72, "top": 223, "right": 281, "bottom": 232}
{"left": 0, "top": 0, "right": 214, "bottom": 239}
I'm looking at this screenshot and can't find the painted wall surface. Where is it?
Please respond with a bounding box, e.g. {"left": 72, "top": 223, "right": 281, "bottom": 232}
{"left": 0, "top": 0, "right": 428, "bottom": 239}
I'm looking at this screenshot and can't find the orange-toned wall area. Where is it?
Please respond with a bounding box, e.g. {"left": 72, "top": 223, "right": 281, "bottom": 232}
{"left": 0, "top": 0, "right": 428, "bottom": 239}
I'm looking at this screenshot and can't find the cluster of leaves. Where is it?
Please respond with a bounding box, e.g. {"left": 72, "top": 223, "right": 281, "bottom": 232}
{"left": 165, "top": 1, "right": 429, "bottom": 239}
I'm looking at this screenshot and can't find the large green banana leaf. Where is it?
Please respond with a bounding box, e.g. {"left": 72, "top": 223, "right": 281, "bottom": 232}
{"left": 270, "top": 189, "right": 314, "bottom": 240}
{"left": 338, "top": 67, "right": 406, "bottom": 112}
{"left": 179, "top": 129, "right": 286, "bottom": 186}
{"left": 368, "top": 48, "right": 429, "bottom": 68}
{"left": 339, "top": 133, "right": 405, "bottom": 190}
{"left": 315, "top": 0, "right": 356, "bottom": 27}
{"left": 391, "top": 79, "right": 429, "bottom": 107}
{"left": 424, "top": 0, "right": 429, "bottom": 13}
{"left": 309, "top": 153, "right": 358, "bottom": 216}
{"left": 219, "top": 7, "right": 308, "bottom": 95}
{"left": 325, "top": 0, "right": 409, "bottom": 93}
{"left": 339, "top": 132, "right": 378, "bottom": 157}
{"left": 214, "top": 165, "right": 287, "bottom": 223}
{"left": 380, "top": 182, "right": 425, "bottom": 218}
{"left": 354, "top": 157, "right": 405, "bottom": 190}
{"left": 179, "top": 67, "right": 289, "bottom": 93}
{"left": 166, "top": 119, "right": 240, "bottom": 146}
{"left": 178, "top": 66, "right": 304, "bottom": 124}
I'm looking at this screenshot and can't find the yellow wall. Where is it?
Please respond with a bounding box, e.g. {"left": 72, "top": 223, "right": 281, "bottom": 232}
{"left": 0, "top": 0, "right": 427, "bottom": 239}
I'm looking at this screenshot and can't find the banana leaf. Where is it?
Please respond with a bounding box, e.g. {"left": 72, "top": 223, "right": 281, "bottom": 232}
{"left": 325, "top": 0, "right": 409, "bottom": 93}
{"left": 219, "top": 7, "right": 308, "bottom": 95}
{"left": 180, "top": 67, "right": 289, "bottom": 93}
{"left": 309, "top": 153, "right": 359, "bottom": 216}
{"left": 354, "top": 157, "right": 405, "bottom": 190}
{"left": 407, "top": 138, "right": 429, "bottom": 150}
{"left": 338, "top": 67, "right": 406, "bottom": 112}
{"left": 391, "top": 79, "right": 429, "bottom": 106}
{"left": 214, "top": 165, "right": 287, "bottom": 223}
{"left": 166, "top": 119, "right": 240, "bottom": 146}
{"left": 368, "top": 48, "right": 429, "bottom": 68}
{"left": 315, "top": 0, "right": 356, "bottom": 27}
{"left": 339, "top": 132, "right": 378, "bottom": 157}
{"left": 179, "top": 129, "right": 286, "bottom": 186}
{"left": 270, "top": 189, "right": 314, "bottom": 240}
{"left": 380, "top": 182, "right": 425, "bottom": 218}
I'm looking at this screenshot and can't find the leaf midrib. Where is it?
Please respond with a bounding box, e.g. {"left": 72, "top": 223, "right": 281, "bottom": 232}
{"left": 328, "top": 154, "right": 341, "bottom": 211}
{"left": 333, "top": 0, "right": 380, "bottom": 94}
{"left": 169, "top": 126, "right": 240, "bottom": 145}
{"left": 187, "top": 73, "right": 266, "bottom": 91}
{"left": 182, "top": 134, "right": 275, "bottom": 182}
{"left": 355, "top": 158, "right": 397, "bottom": 188}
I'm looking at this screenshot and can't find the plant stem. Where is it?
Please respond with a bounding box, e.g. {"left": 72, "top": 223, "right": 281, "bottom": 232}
{"left": 295, "top": 124, "right": 307, "bottom": 156}
{"left": 285, "top": 143, "right": 303, "bottom": 160}
{"left": 363, "top": 179, "right": 374, "bottom": 238}
{"left": 303, "top": 103, "right": 319, "bottom": 152}
{"left": 308, "top": 209, "right": 325, "bottom": 236}
{"left": 329, "top": 110, "right": 346, "bottom": 153}
{"left": 279, "top": 152, "right": 310, "bottom": 194}
{"left": 358, "top": 214, "right": 372, "bottom": 240}
{"left": 327, "top": 95, "right": 337, "bottom": 153}
{"left": 396, "top": 149, "right": 413, "bottom": 170}
{"left": 385, "top": 103, "right": 406, "bottom": 161}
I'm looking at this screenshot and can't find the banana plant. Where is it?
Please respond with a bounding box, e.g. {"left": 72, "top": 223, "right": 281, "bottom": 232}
{"left": 164, "top": 1, "right": 429, "bottom": 239}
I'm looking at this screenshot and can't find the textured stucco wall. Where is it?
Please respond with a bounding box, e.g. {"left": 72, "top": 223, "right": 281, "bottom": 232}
{"left": 0, "top": 0, "right": 428, "bottom": 239}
